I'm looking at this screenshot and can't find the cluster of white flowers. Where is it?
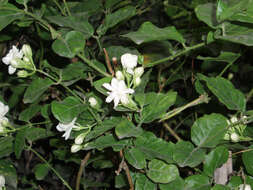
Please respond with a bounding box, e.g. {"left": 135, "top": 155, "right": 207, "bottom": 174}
{"left": 0, "top": 175, "right": 5, "bottom": 190}
{"left": 2, "top": 44, "right": 35, "bottom": 77}
{"left": 0, "top": 101, "right": 9, "bottom": 133}
{"left": 103, "top": 53, "right": 144, "bottom": 108}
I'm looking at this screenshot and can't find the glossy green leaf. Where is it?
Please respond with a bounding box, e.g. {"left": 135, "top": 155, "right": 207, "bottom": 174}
{"left": 229, "top": 5, "right": 253, "bottom": 24}
{"left": 135, "top": 132, "right": 174, "bottom": 163}
{"left": 122, "top": 21, "right": 185, "bottom": 45}
{"left": 97, "top": 6, "right": 136, "bottom": 36}
{"left": 23, "top": 77, "right": 54, "bottom": 104}
{"left": 227, "top": 176, "right": 242, "bottom": 188}
{"left": 124, "top": 148, "right": 146, "bottom": 169}
{"left": 34, "top": 163, "right": 49, "bottom": 180}
{"left": 242, "top": 145, "right": 253, "bottom": 176}
{"left": 135, "top": 174, "right": 157, "bottom": 190}
{"left": 25, "top": 128, "right": 54, "bottom": 141}
{"left": 147, "top": 159, "right": 179, "bottom": 183}
{"left": 115, "top": 119, "right": 143, "bottom": 139}
{"left": 0, "top": 137, "right": 14, "bottom": 158}
{"left": 199, "top": 74, "right": 246, "bottom": 111}
{"left": 204, "top": 146, "right": 229, "bottom": 177}
{"left": 14, "top": 129, "right": 26, "bottom": 159}
{"left": 51, "top": 96, "right": 85, "bottom": 123}
{"left": 137, "top": 91, "right": 177, "bottom": 123}
{"left": 191, "top": 113, "right": 228, "bottom": 148}
{"left": 159, "top": 177, "right": 185, "bottom": 190}
{"left": 173, "top": 141, "right": 205, "bottom": 167}
{"left": 195, "top": 3, "right": 218, "bottom": 29}
{"left": 0, "top": 3, "right": 24, "bottom": 31}
{"left": 19, "top": 104, "right": 41, "bottom": 121}
{"left": 211, "top": 184, "right": 230, "bottom": 190}
{"left": 52, "top": 31, "right": 86, "bottom": 58}
{"left": 184, "top": 175, "right": 211, "bottom": 190}
{"left": 61, "top": 62, "right": 89, "bottom": 82}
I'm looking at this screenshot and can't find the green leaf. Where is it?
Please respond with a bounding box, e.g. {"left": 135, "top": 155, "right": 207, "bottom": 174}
{"left": 211, "top": 184, "right": 230, "bottom": 190}
{"left": 115, "top": 119, "right": 143, "bottom": 139}
{"left": 124, "top": 148, "right": 146, "bottom": 169}
{"left": 204, "top": 146, "right": 229, "bottom": 177}
{"left": 105, "top": 46, "right": 139, "bottom": 61}
{"left": 135, "top": 174, "right": 157, "bottom": 190}
{"left": 135, "top": 69, "right": 152, "bottom": 94}
{"left": 0, "top": 160, "right": 17, "bottom": 188}
{"left": 51, "top": 96, "right": 86, "bottom": 123}
{"left": 184, "top": 175, "right": 211, "bottom": 190}
{"left": 147, "top": 159, "right": 179, "bottom": 183}
{"left": 0, "top": 137, "right": 14, "bottom": 158}
{"left": 199, "top": 75, "right": 246, "bottom": 111}
{"left": 0, "top": 3, "right": 24, "bottom": 31}
{"left": 159, "top": 177, "right": 185, "bottom": 190}
{"left": 173, "top": 141, "right": 205, "bottom": 167}
{"left": 194, "top": 3, "right": 219, "bottom": 28}
{"left": 122, "top": 21, "right": 185, "bottom": 45}
{"left": 14, "top": 129, "right": 26, "bottom": 159}
{"left": 52, "top": 31, "right": 86, "bottom": 58}
{"left": 23, "top": 77, "right": 54, "bottom": 104}
{"left": 94, "top": 77, "right": 112, "bottom": 95}
{"left": 25, "top": 128, "right": 54, "bottom": 141}
{"left": 135, "top": 132, "right": 174, "bottom": 163}
{"left": 242, "top": 145, "right": 253, "bottom": 176}
{"left": 92, "top": 160, "right": 113, "bottom": 169}
{"left": 19, "top": 104, "right": 41, "bottom": 121}
{"left": 191, "top": 113, "right": 228, "bottom": 148}
{"left": 214, "top": 22, "right": 253, "bottom": 46}
{"left": 61, "top": 62, "right": 89, "bottom": 82}
{"left": 97, "top": 6, "right": 136, "bottom": 36}
{"left": 137, "top": 91, "right": 177, "bottom": 123}
{"left": 34, "top": 163, "right": 49, "bottom": 180}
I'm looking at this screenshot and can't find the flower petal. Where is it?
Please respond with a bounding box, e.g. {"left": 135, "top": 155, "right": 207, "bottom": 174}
{"left": 113, "top": 96, "right": 120, "bottom": 108}
{"left": 103, "top": 83, "right": 113, "bottom": 91}
{"left": 8, "top": 66, "right": 16, "bottom": 74}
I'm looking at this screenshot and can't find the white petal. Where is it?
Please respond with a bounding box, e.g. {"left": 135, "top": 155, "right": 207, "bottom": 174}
{"left": 8, "top": 66, "right": 16, "bottom": 74}
{"left": 126, "top": 68, "right": 134, "bottom": 75}
{"left": 120, "top": 95, "right": 129, "bottom": 104}
{"left": 103, "top": 83, "right": 113, "bottom": 91}
{"left": 62, "top": 128, "right": 72, "bottom": 140}
{"left": 56, "top": 123, "right": 67, "bottom": 132}
{"left": 124, "top": 88, "right": 134, "bottom": 94}
{"left": 2, "top": 56, "right": 11, "bottom": 65}
{"left": 113, "top": 96, "right": 120, "bottom": 108}
{"left": 111, "top": 78, "right": 119, "bottom": 88}
{"left": 105, "top": 93, "right": 115, "bottom": 103}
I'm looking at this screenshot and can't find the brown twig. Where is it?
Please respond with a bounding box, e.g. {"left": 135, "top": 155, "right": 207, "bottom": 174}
{"left": 75, "top": 151, "right": 91, "bottom": 190}
{"left": 163, "top": 122, "right": 182, "bottom": 141}
{"left": 103, "top": 48, "right": 114, "bottom": 76}
{"left": 119, "top": 150, "right": 134, "bottom": 190}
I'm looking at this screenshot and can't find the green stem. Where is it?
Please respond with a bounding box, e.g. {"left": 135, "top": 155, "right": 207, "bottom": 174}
{"left": 52, "top": 0, "right": 66, "bottom": 16}
{"left": 77, "top": 53, "right": 111, "bottom": 77}
{"left": 29, "top": 147, "right": 73, "bottom": 190}
{"left": 93, "top": 36, "right": 103, "bottom": 53}
{"left": 62, "top": 0, "right": 71, "bottom": 16}
{"left": 146, "top": 42, "right": 205, "bottom": 67}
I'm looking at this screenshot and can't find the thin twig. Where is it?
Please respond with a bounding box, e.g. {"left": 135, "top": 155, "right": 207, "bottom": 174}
{"left": 103, "top": 48, "right": 114, "bottom": 76}
{"left": 75, "top": 152, "right": 91, "bottom": 190}
{"left": 163, "top": 122, "right": 182, "bottom": 141}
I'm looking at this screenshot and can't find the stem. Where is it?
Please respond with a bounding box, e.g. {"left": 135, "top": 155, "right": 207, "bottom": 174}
{"left": 52, "top": 0, "right": 66, "bottom": 16}
{"left": 75, "top": 152, "right": 91, "bottom": 190}
{"left": 163, "top": 122, "right": 182, "bottom": 141}
{"left": 146, "top": 42, "right": 205, "bottom": 67}
{"left": 77, "top": 53, "right": 111, "bottom": 77}
{"left": 159, "top": 94, "right": 210, "bottom": 122}
{"left": 29, "top": 147, "right": 73, "bottom": 190}
{"left": 63, "top": 0, "right": 71, "bottom": 16}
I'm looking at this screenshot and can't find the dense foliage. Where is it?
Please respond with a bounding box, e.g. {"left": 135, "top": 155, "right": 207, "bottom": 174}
{"left": 0, "top": 0, "right": 253, "bottom": 189}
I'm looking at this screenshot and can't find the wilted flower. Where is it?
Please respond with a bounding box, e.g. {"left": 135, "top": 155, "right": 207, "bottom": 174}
{"left": 0, "top": 175, "right": 5, "bottom": 189}
{"left": 239, "top": 184, "right": 251, "bottom": 190}
{"left": 56, "top": 117, "right": 78, "bottom": 140}
{"left": 103, "top": 78, "right": 134, "bottom": 108}
{"left": 88, "top": 97, "right": 97, "bottom": 107}
{"left": 121, "top": 53, "right": 138, "bottom": 74}
{"left": 2, "top": 45, "right": 23, "bottom": 74}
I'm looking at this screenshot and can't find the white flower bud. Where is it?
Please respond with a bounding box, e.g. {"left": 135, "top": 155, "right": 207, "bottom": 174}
{"left": 75, "top": 134, "right": 85, "bottom": 145}
{"left": 121, "top": 53, "right": 138, "bottom": 75}
{"left": 88, "top": 97, "right": 97, "bottom": 107}
{"left": 223, "top": 133, "right": 230, "bottom": 140}
{"left": 116, "top": 71, "right": 124, "bottom": 80}
{"left": 230, "top": 132, "right": 239, "bottom": 142}
{"left": 134, "top": 67, "right": 144, "bottom": 77}
{"left": 230, "top": 116, "right": 238, "bottom": 123}
{"left": 239, "top": 184, "right": 251, "bottom": 190}
{"left": 17, "top": 70, "right": 29, "bottom": 78}
{"left": 228, "top": 73, "right": 234, "bottom": 80}
{"left": 134, "top": 77, "right": 141, "bottom": 86}
{"left": 0, "top": 175, "right": 5, "bottom": 188}
{"left": 22, "top": 44, "right": 32, "bottom": 57}
{"left": 71, "top": 144, "right": 82, "bottom": 153}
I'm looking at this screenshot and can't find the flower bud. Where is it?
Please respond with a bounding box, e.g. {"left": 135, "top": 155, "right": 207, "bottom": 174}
{"left": 0, "top": 175, "right": 5, "bottom": 188}
{"left": 75, "top": 134, "right": 85, "bottom": 145}
{"left": 230, "top": 132, "right": 239, "bottom": 142}
{"left": 230, "top": 116, "right": 238, "bottom": 123}
{"left": 228, "top": 73, "right": 234, "bottom": 80}
{"left": 121, "top": 53, "right": 138, "bottom": 74}
{"left": 88, "top": 97, "right": 97, "bottom": 107}
{"left": 239, "top": 184, "right": 251, "bottom": 190}
{"left": 134, "top": 77, "right": 141, "bottom": 86}
{"left": 116, "top": 71, "right": 124, "bottom": 80}
{"left": 71, "top": 144, "right": 82, "bottom": 153}
{"left": 223, "top": 133, "right": 230, "bottom": 140}
{"left": 22, "top": 44, "right": 32, "bottom": 57}
{"left": 134, "top": 67, "right": 144, "bottom": 77}
{"left": 17, "top": 70, "right": 29, "bottom": 78}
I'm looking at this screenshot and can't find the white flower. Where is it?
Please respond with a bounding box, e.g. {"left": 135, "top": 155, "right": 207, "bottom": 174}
{"left": 116, "top": 70, "right": 124, "bottom": 80}
{"left": 0, "top": 175, "right": 5, "bottom": 188}
{"left": 56, "top": 117, "right": 78, "bottom": 140}
{"left": 2, "top": 45, "right": 23, "bottom": 74}
{"left": 230, "top": 132, "right": 239, "bottom": 142}
{"left": 88, "top": 97, "right": 97, "bottom": 107}
{"left": 71, "top": 144, "right": 82, "bottom": 153}
{"left": 134, "top": 67, "right": 144, "bottom": 77}
{"left": 239, "top": 184, "right": 251, "bottom": 190}
{"left": 121, "top": 53, "right": 138, "bottom": 74}
{"left": 103, "top": 78, "right": 134, "bottom": 108}
{"left": 230, "top": 116, "right": 238, "bottom": 123}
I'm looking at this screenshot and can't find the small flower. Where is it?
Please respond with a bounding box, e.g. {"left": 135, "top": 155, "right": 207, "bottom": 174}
{"left": 230, "top": 132, "right": 239, "bottom": 142}
{"left": 103, "top": 78, "right": 134, "bottom": 108}
{"left": 71, "top": 144, "right": 82, "bottom": 153}
{"left": 134, "top": 67, "right": 144, "bottom": 78}
{"left": 56, "top": 117, "right": 78, "bottom": 140}
{"left": 116, "top": 70, "right": 124, "bottom": 80}
{"left": 121, "top": 53, "right": 138, "bottom": 74}
{"left": 2, "top": 45, "right": 23, "bottom": 74}
{"left": 0, "top": 175, "right": 5, "bottom": 188}
{"left": 88, "top": 97, "right": 97, "bottom": 107}
{"left": 239, "top": 184, "right": 251, "bottom": 190}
